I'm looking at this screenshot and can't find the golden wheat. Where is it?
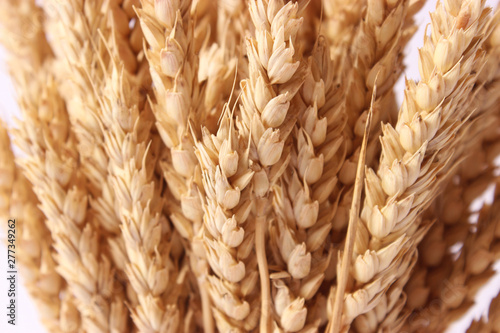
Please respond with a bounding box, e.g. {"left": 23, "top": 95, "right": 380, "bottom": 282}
{"left": 1, "top": 0, "right": 500, "bottom": 332}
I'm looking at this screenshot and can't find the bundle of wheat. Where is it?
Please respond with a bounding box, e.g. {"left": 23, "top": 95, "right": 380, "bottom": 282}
{"left": 1, "top": 0, "right": 500, "bottom": 332}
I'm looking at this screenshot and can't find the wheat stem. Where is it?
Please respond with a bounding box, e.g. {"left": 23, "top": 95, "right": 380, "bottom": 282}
{"left": 330, "top": 98, "right": 373, "bottom": 333}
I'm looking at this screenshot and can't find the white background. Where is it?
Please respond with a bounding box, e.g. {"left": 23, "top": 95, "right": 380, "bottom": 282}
{"left": 0, "top": 0, "right": 499, "bottom": 332}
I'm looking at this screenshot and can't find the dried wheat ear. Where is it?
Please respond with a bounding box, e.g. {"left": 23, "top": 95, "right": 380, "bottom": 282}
{"left": 1, "top": 0, "right": 500, "bottom": 332}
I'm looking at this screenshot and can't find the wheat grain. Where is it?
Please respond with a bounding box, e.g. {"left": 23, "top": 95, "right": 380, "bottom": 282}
{"left": 328, "top": 1, "right": 496, "bottom": 331}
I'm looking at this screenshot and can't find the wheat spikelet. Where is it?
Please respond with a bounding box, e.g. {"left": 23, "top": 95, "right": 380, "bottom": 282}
{"left": 327, "top": 1, "right": 496, "bottom": 331}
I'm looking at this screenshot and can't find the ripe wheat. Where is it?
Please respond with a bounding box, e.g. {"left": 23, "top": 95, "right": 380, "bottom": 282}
{"left": 1, "top": 0, "right": 500, "bottom": 332}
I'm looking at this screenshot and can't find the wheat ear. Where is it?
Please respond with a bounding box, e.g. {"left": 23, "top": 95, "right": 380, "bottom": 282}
{"left": 405, "top": 176, "right": 500, "bottom": 332}
{"left": 329, "top": 0, "right": 495, "bottom": 330}
{"left": 467, "top": 291, "right": 500, "bottom": 332}
{"left": 0, "top": 2, "right": 84, "bottom": 331}
{"left": 94, "top": 41, "right": 185, "bottom": 330}
{"left": 197, "top": 0, "right": 242, "bottom": 134}
{"left": 11, "top": 62, "right": 128, "bottom": 331}
{"left": 236, "top": 0, "right": 309, "bottom": 330}
{"left": 194, "top": 111, "right": 261, "bottom": 331}
{"left": 371, "top": 19, "right": 500, "bottom": 331}
{"left": 399, "top": 115, "right": 500, "bottom": 332}
{"left": 3, "top": 5, "right": 129, "bottom": 324}
{"left": 322, "top": 0, "right": 366, "bottom": 72}
{"left": 41, "top": 1, "right": 135, "bottom": 287}
{"left": 137, "top": 0, "right": 204, "bottom": 229}
{"left": 0, "top": 123, "right": 78, "bottom": 332}
{"left": 266, "top": 35, "right": 347, "bottom": 331}
{"left": 138, "top": 1, "right": 219, "bottom": 329}
{"left": 0, "top": 2, "right": 87, "bottom": 331}
{"left": 336, "top": 0, "right": 424, "bottom": 194}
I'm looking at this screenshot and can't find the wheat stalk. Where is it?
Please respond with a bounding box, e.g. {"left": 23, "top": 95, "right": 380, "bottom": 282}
{"left": 328, "top": 1, "right": 496, "bottom": 331}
